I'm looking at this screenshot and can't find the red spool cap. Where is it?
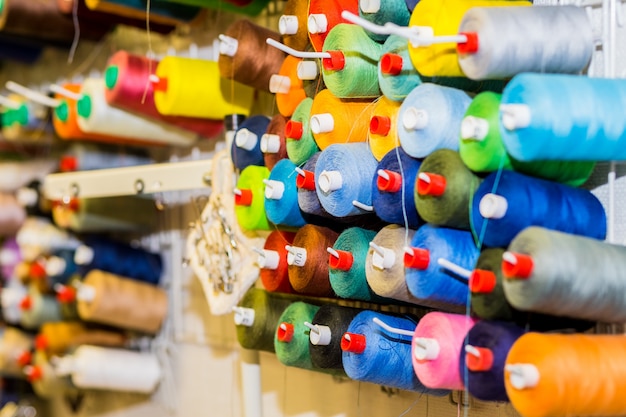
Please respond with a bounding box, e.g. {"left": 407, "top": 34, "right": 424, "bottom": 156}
{"left": 328, "top": 249, "right": 354, "bottom": 271}
{"left": 151, "top": 76, "right": 169, "bottom": 92}
{"left": 277, "top": 322, "right": 294, "bottom": 342}
{"left": 469, "top": 269, "right": 497, "bottom": 294}
{"left": 502, "top": 252, "right": 534, "bottom": 279}
{"left": 56, "top": 285, "right": 77, "bottom": 303}
{"left": 59, "top": 156, "right": 78, "bottom": 172}
{"left": 370, "top": 115, "right": 391, "bottom": 136}
{"left": 285, "top": 120, "right": 303, "bottom": 140}
{"left": 404, "top": 248, "right": 430, "bottom": 269}
{"left": 234, "top": 189, "right": 253, "bottom": 206}
{"left": 377, "top": 170, "right": 402, "bottom": 193}
{"left": 465, "top": 346, "right": 494, "bottom": 372}
{"left": 25, "top": 365, "right": 43, "bottom": 383}
{"left": 322, "top": 51, "right": 345, "bottom": 71}
{"left": 457, "top": 32, "right": 479, "bottom": 54}
{"left": 296, "top": 169, "right": 315, "bottom": 190}
{"left": 341, "top": 332, "right": 366, "bottom": 354}
{"left": 417, "top": 173, "right": 447, "bottom": 197}
{"left": 34, "top": 335, "right": 48, "bottom": 351}
{"left": 16, "top": 351, "right": 32, "bottom": 367}
{"left": 380, "top": 53, "right": 403, "bottom": 75}
{"left": 29, "top": 262, "right": 46, "bottom": 280}
{"left": 19, "top": 296, "right": 32, "bottom": 311}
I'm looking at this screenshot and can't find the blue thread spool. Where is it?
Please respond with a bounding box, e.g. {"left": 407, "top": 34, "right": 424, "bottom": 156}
{"left": 264, "top": 159, "right": 306, "bottom": 228}
{"left": 74, "top": 238, "right": 163, "bottom": 285}
{"left": 44, "top": 249, "right": 78, "bottom": 288}
{"left": 341, "top": 310, "right": 448, "bottom": 394}
{"left": 359, "top": 0, "right": 410, "bottom": 42}
{"left": 470, "top": 170, "right": 606, "bottom": 248}
{"left": 500, "top": 73, "right": 626, "bottom": 161}
{"left": 231, "top": 115, "right": 271, "bottom": 170}
{"left": 378, "top": 35, "right": 423, "bottom": 102}
{"left": 398, "top": 84, "right": 471, "bottom": 158}
{"left": 372, "top": 147, "right": 422, "bottom": 228}
{"left": 315, "top": 143, "right": 378, "bottom": 217}
{"left": 405, "top": 224, "right": 478, "bottom": 311}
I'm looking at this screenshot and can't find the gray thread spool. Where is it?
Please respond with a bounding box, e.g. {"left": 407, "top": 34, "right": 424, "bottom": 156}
{"left": 457, "top": 6, "right": 593, "bottom": 80}
{"left": 503, "top": 226, "right": 626, "bottom": 323}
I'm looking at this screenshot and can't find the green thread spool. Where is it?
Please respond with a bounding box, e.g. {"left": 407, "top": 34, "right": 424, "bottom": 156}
{"left": 235, "top": 287, "right": 294, "bottom": 352}
{"left": 286, "top": 98, "right": 319, "bottom": 165}
{"left": 460, "top": 92, "right": 595, "bottom": 186}
{"left": 415, "top": 149, "right": 481, "bottom": 230}
{"left": 321, "top": 24, "right": 382, "bottom": 98}
{"left": 235, "top": 165, "right": 271, "bottom": 231}
{"left": 274, "top": 301, "right": 320, "bottom": 369}
{"left": 470, "top": 248, "right": 514, "bottom": 321}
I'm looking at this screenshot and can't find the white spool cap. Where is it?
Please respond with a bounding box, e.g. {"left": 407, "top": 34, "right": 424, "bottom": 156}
{"left": 402, "top": 107, "right": 429, "bottom": 130}
{"left": 53, "top": 355, "right": 75, "bottom": 377}
{"left": 479, "top": 193, "right": 508, "bottom": 219}
{"left": 506, "top": 364, "right": 540, "bottom": 390}
{"left": 500, "top": 104, "right": 532, "bottom": 131}
{"left": 279, "top": 15, "right": 299, "bottom": 35}
{"left": 308, "top": 14, "right": 328, "bottom": 34}
{"left": 219, "top": 35, "right": 239, "bottom": 57}
{"left": 309, "top": 324, "right": 332, "bottom": 346}
{"left": 460, "top": 116, "right": 489, "bottom": 141}
{"left": 233, "top": 307, "right": 256, "bottom": 327}
{"left": 74, "top": 245, "right": 95, "bottom": 265}
{"left": 286, "top": 245, "right": 307, "bottom": 267}
{"left": 45, "top": 256, "right": 67, "bottom": 277}
{"left": 264, "top": 179, "right": 285, "bottom": 200}
{"left": 269, "top": 74, "right": 291, "bottom": 94}
{"left": 235, "top": 128, "right": 259, "bottom": 151}
{"left": 257, "top": 249, "right": 280, "bottom": 270}
{"left": 370, "top": 242, "right": 396, "bottom": 270}
{"left": 15, "top": 187, "right": 38, "bottom": 208}
{"left": 318, "top": 170, "right": 343, "bottom": 193}
{"left": 297, "top": 61, "right": 319, "bottom": 80}
{"left": 413, "top": 337, "right": 440, "bottom": 361}
{"left": 260, "top": 134, "right": 281, "bottom": 154}
{"left": 76, "top": 284, "right": 97, "bottom": 303}
{"left": 310, "top": 113, "right": 334, "bottom": 134}
{"left": 360, "top": 0, "right": 381, "bottom": 13}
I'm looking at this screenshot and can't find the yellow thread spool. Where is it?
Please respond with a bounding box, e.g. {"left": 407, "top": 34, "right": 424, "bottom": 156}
{"left": 154, "top": 56, "right": 254, "bottom": 120}
{"left": 367, "top": 97, "right": 402, "bottom": 161}
{"left": 407, "top": 0, "right": 531, "bottom": 77}
{"left": 38, "top": 322, "right": 126, "bottom": 357}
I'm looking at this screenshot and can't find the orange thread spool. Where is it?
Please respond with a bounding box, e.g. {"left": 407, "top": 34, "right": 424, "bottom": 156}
{"left": 275, "top": 56, "right": 307, "bottom": 117}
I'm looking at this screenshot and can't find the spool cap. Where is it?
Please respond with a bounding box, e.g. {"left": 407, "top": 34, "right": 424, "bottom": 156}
{"left": 54, "top": 101, "right": 70, "bottom": 123}
{"left": 234, "top": 188, "right": 253, "bottom": 206}
{"left": 469, "top": 269, "right": 497, "bottom": 294}
{"left": 16, "top": 351, "right": 32, "bottom": 367}
{"left": 269, "top": 74, "right": 291, "bottom": 94}
{"left": 402, "top": 107, "right": 428, "bottom": 130}
{"left": 257, "top": 249, "right": 280, "bottom": 270}
{"left": 413, "top": 337, "right": 440, "bottom": 361}
{"left": 308, "top": 323, "right": 332, "bottom": 346}
{"left": 260, "top": 134, "right": 281, "bottom": 154}
{"left": 44, "top": 256, "right": 66, "bottom": 277}
{"left": 264, "top": 179, "right": 285, "bottom": 200}
{"left": 16, "top": 187, "right": 38, "bottom": 208}
{"left": 479, "top": 193, "right": 508, "bottom": 219}
{"left": 285, "top": 120, "right": 303, "bottom": 139}
{"left": 55, "top": 285, "right": 76, "bottom": 304}
{"left": 461, "top": 116, "right": 489, "bottom": 141}
{"left": 104, "top": 65, "right": 119, "bottom": 90}
{"left": 235, "top": 128, "right": 259, "bottom": 151}
{"left": 277, "top": 322, "right": 294, "bottom": 342}
{"left": 59, "top": 156, "right": 78, "bottom": 172}
{"left": 370, "top": 115, "right": 391, "bottom": 136}
{"left": 322, "top": 51, "right": 345, "bottom": 71}
{"left": 506, "top": 364, "right": 540, "bottom": 390}
{"left": 380, "top": 53, "right": 403, "bottom": 76}
{"left": 310, "top": 113, "right": 334, "bottom": 134}
{"left": 501, "top": 104, "right": 531, "bottom": 131}
{"left": 318, "top": 170, "right": 343, "bottom": 193}
{"left": 370, "top": 243, "right": 396, "bottom": 270}
{"left": 360, "top": 0, "right": 381, "bottom": 13}
{"left": 279, "top": 15, "right": 299, "bottom": 35}
{"left": 465, "top": 345, "right": 494, "bottom": 372}
{"left": 233, "top": 306, "right": 255, "bottom": 326}
{"left": 377, "top": 169, "right": 402, "bottom": 193}
{"left": 76, "top": 96, "right": 92, "bottom": 119}
{"left": 19, "top": 296, "right": 32, "bottom": 311}
{"left": 296, "top": 169, "right": 315, "bottom": 190}
{"left": 502, "top": 252, "right": 534, "bottom": 279}
{"left": 404, "top": 247, "right": 430, "bottom": 269}
{"left": 456, "top": 32, "right": 479, "bottom": 54}
{"left": 308, "top": 13, "right": 328, "bottom": 34}
{"left": 286, "top": 245, "right": 307, "bottom": 267}
{"left": 297, "top": 61, "right": 318, "bottom": 80}
{"left": 219, "top": 35, "right": 239, "bottom": 57}
{"left": 417, "top": 173, "right": 446, "bottom": 197}
{"left": 150, "top": 75, "right": 168, "bottom": 92}
{"left": 328, "top": 248, "right": 354, "bottom": 271}
{"left": 25, "top": 365, "right": 43, "bottom": 383}
{"left": 34, "top": 335, "right": 48, "bottom": 351}
{"left": 341, "top": 332, "right": 366, "bottom": 354}
{"left": 74, "top": 245, "right": 95, "bottom": 265}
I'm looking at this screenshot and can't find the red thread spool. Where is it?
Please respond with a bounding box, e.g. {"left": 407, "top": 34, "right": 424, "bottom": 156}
{"left": 260, "top": 231, "right": 297, "bottom": 293}
{"left": 307, "top": 0, "right": 359, "bottom": 52}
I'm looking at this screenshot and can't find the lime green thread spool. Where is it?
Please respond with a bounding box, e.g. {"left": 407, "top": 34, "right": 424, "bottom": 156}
{"left": 274, "top": 301, "right": 320, "bottom": 369}
{"left": 235, "top": 165, "right": 272, "bottom": 231}
{"left": 286, "top": 97, "right": 319, "bottom": 165}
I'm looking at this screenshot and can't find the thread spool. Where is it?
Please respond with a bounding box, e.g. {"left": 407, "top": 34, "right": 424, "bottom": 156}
{"left": 407, "top": 0, "right": 530, "bottom": 77}
{"left": 359, "top": 0, "right": 410, "bottom": 42}
{"left": 274, "top": 301, "right": 320, "bottom": 369}
{"left": 405, "top": 224, "right": 478, "bottom": 311}
{"left": 412, "top": 312, "right": 476, "bottom": 390}
{"left": 16, "top": 217, "right": 82, "bottom": 262}
{"left": 259, "top": 231, "right": 297, "bottom": 293}
{"left": 315, "top": 143, "right": 378, "bottom": 217}
{"left": 280, "top": 0, "right": 310, "bottom": 51}
{"left": 16, "top": 180, "right": 52, "bottom": 220}
{"left": 285, "top": 97, "right": 318, "bottom": 166}
{"left": 365, "top": 225, "right": 417, "bottom": 304}
{"left": 471, "top": 170, "right": 606, "bottom": 248}
{"left": 76, "top": 78, "right": 199, "bottom": 147}
{"left": 74, "top": 238, "right": 162, "bottom": 285}
{"left": 274, "top": 56, "right": 307, "bottom": 117}
{"left": 398, "top": 83, "right": 471, "bottom": 158}
{"left": 219, "top": 20, "right": 286, "bottom": 92}
{"left": 39, "top": 249, "right": 77, "bottom": 289}
{"left": 372, "top": 147, "right": 422, "bottom": 228}
{"left": 378, "top": 35, "right": 422, "bottom": 102}
{"left": 321, "top": 24, "right": 382, "bottom": 98}
{"left": 37, "top": 322, "right": 126, "bottom": 357}
{"left": 301, "top": 56, "right": 327, "bottom": 98}
{"left": 342, "top": 310, "right": 448, "bottom": 394}
{"left": 235, "top": 165, "right": 272, "bottom": 231}
{"left": 264, "top": 159, "right": 306, "bottom": 228}
{"left": 104, "top": 51, "right": 224, "bottom": 139}
{"left": 463, "top": 320, "right": 524, "bottom": 401}
{"left": 26, "top": 350, "right": 67, "bottom": 399}
{"left": 262, "top": 114, "right": 289, "bottom": 170}
{"left": 368, "top": 97, "right": 402, "bottom": 161}
{"left": 76, "top": 270, "right": 168, "bottom": 334}
{"left": 60, "top": 142, "right": 152, "bottom": 172}
{"left": 84, "top": 0, "right": 200, "bottom": 25}
{"left": 231, "top": 115, "right": 272, "bottom": 170}
{"left": 2, "top": 97, "right": 55, "bottom": 144}
{"left": 415, "top": 149, "right": 480, "bottom": 230}
{"left": 308, "top": 304, "right": 361, "bottom": 372}
{"left": 154, "top": 56, "right": 254, "bottom": 120}
{"left": 500, "top": 74, "right": 626, "bottom": 162}
{"left": 235, "top": 287, "right": 294, "bottom": 352}
{"left": 0, "top": 327, "right": 33, "bottom": 378}
{"left": 287, "top": 224, "right": 339, "bottom": 297}
{"left": 457, "top": 6, "right": 593, "bottom": 80}
{"left": 308, "top": 0, "right": 359, "bottom": 52}
{"left": 329, "top": 227, "right": 384, "bottom": 301}
{"left": 0, "top": 193, "right": 26, "bottom": 237}
{"left": 0, "top": 237, "right": 21, "bottom": 280}
{"left": 54, "top": 345, "right": 161, "bottom": 393}
{"left": 19, "top": 286, "right": 63, "bottom": 330}
{"left": 309, "top": 89, "right": 374, "bottom": 150}
{"left": 459, "top": 92, "right": 596, "bottom": 186}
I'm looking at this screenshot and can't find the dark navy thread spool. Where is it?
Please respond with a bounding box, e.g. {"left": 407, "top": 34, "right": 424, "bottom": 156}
{"left": 470, "top": 170, "right": 606, "bottom": 248}
{"left": 231, "top": 115, "right": 271, "bottom": 170}
{"left": 42, "top": 249, "right": 78, "bottom": 288}
{"left": 264, "top": 159, "right": 307, "bottom": 228}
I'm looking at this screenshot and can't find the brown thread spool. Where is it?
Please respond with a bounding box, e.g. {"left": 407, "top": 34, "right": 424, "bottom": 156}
{"left": 280, "top": 0, "right": 310, "bottom": 51}
{"left": 287, "top": 224, "right": 339, "bottom": 297}
{"left": 36, "top": 322, "right": 126, "bottom": 357}
{"left": 77, "top": 270, "right": 168, "bottom": 334}
{"left": 218, "top": 19, "right": 286, "bottom": 92}
{"left": 262, "top": 114, "right": 289, "bottom": 171}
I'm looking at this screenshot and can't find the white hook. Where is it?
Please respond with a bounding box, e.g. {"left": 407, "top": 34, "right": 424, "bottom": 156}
{"left": 6, "top": 81, "right": 60, "bottom": 108}
{"left": 48, "top": 84, "right": 82, "bottom": 101}
{"left": 327, "top": 247, "right": 340, "bottom": 258}
{"left": 352, "top": 200, "right": 374, "bottom": 211}
{"left": 372, "top": 317, "right": 414, "bottom": 337}
{"left": 437, "top": 258, "right": 471, "bottom": 280}
{"left": 266, "top": 38, "right": 331, "bottom": 59}
{"left": 0, "top": 95, "right": 21, "bottom": 110}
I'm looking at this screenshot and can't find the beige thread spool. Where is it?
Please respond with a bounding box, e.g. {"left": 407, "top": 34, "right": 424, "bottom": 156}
{"left": 37, "top": 322, "right": 126, "bottom": 357}
{"left": 0, "top": 327, "right": 33, "bottom": 377}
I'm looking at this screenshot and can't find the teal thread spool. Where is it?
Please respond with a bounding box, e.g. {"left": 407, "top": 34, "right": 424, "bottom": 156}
{"left": 274, "top": 301, "right": 321, "bottom": 369}
{"left": 378, "top": 35, "right": 423, "bottom": 102}
{"left": 358, "top": 0, "right": 410, "bottom": 42}
{"left": 285, "top": 98, "right": 319, "bottom": 165}
{"left": 234, "top": 165, "right": 272, "bottom": 231}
